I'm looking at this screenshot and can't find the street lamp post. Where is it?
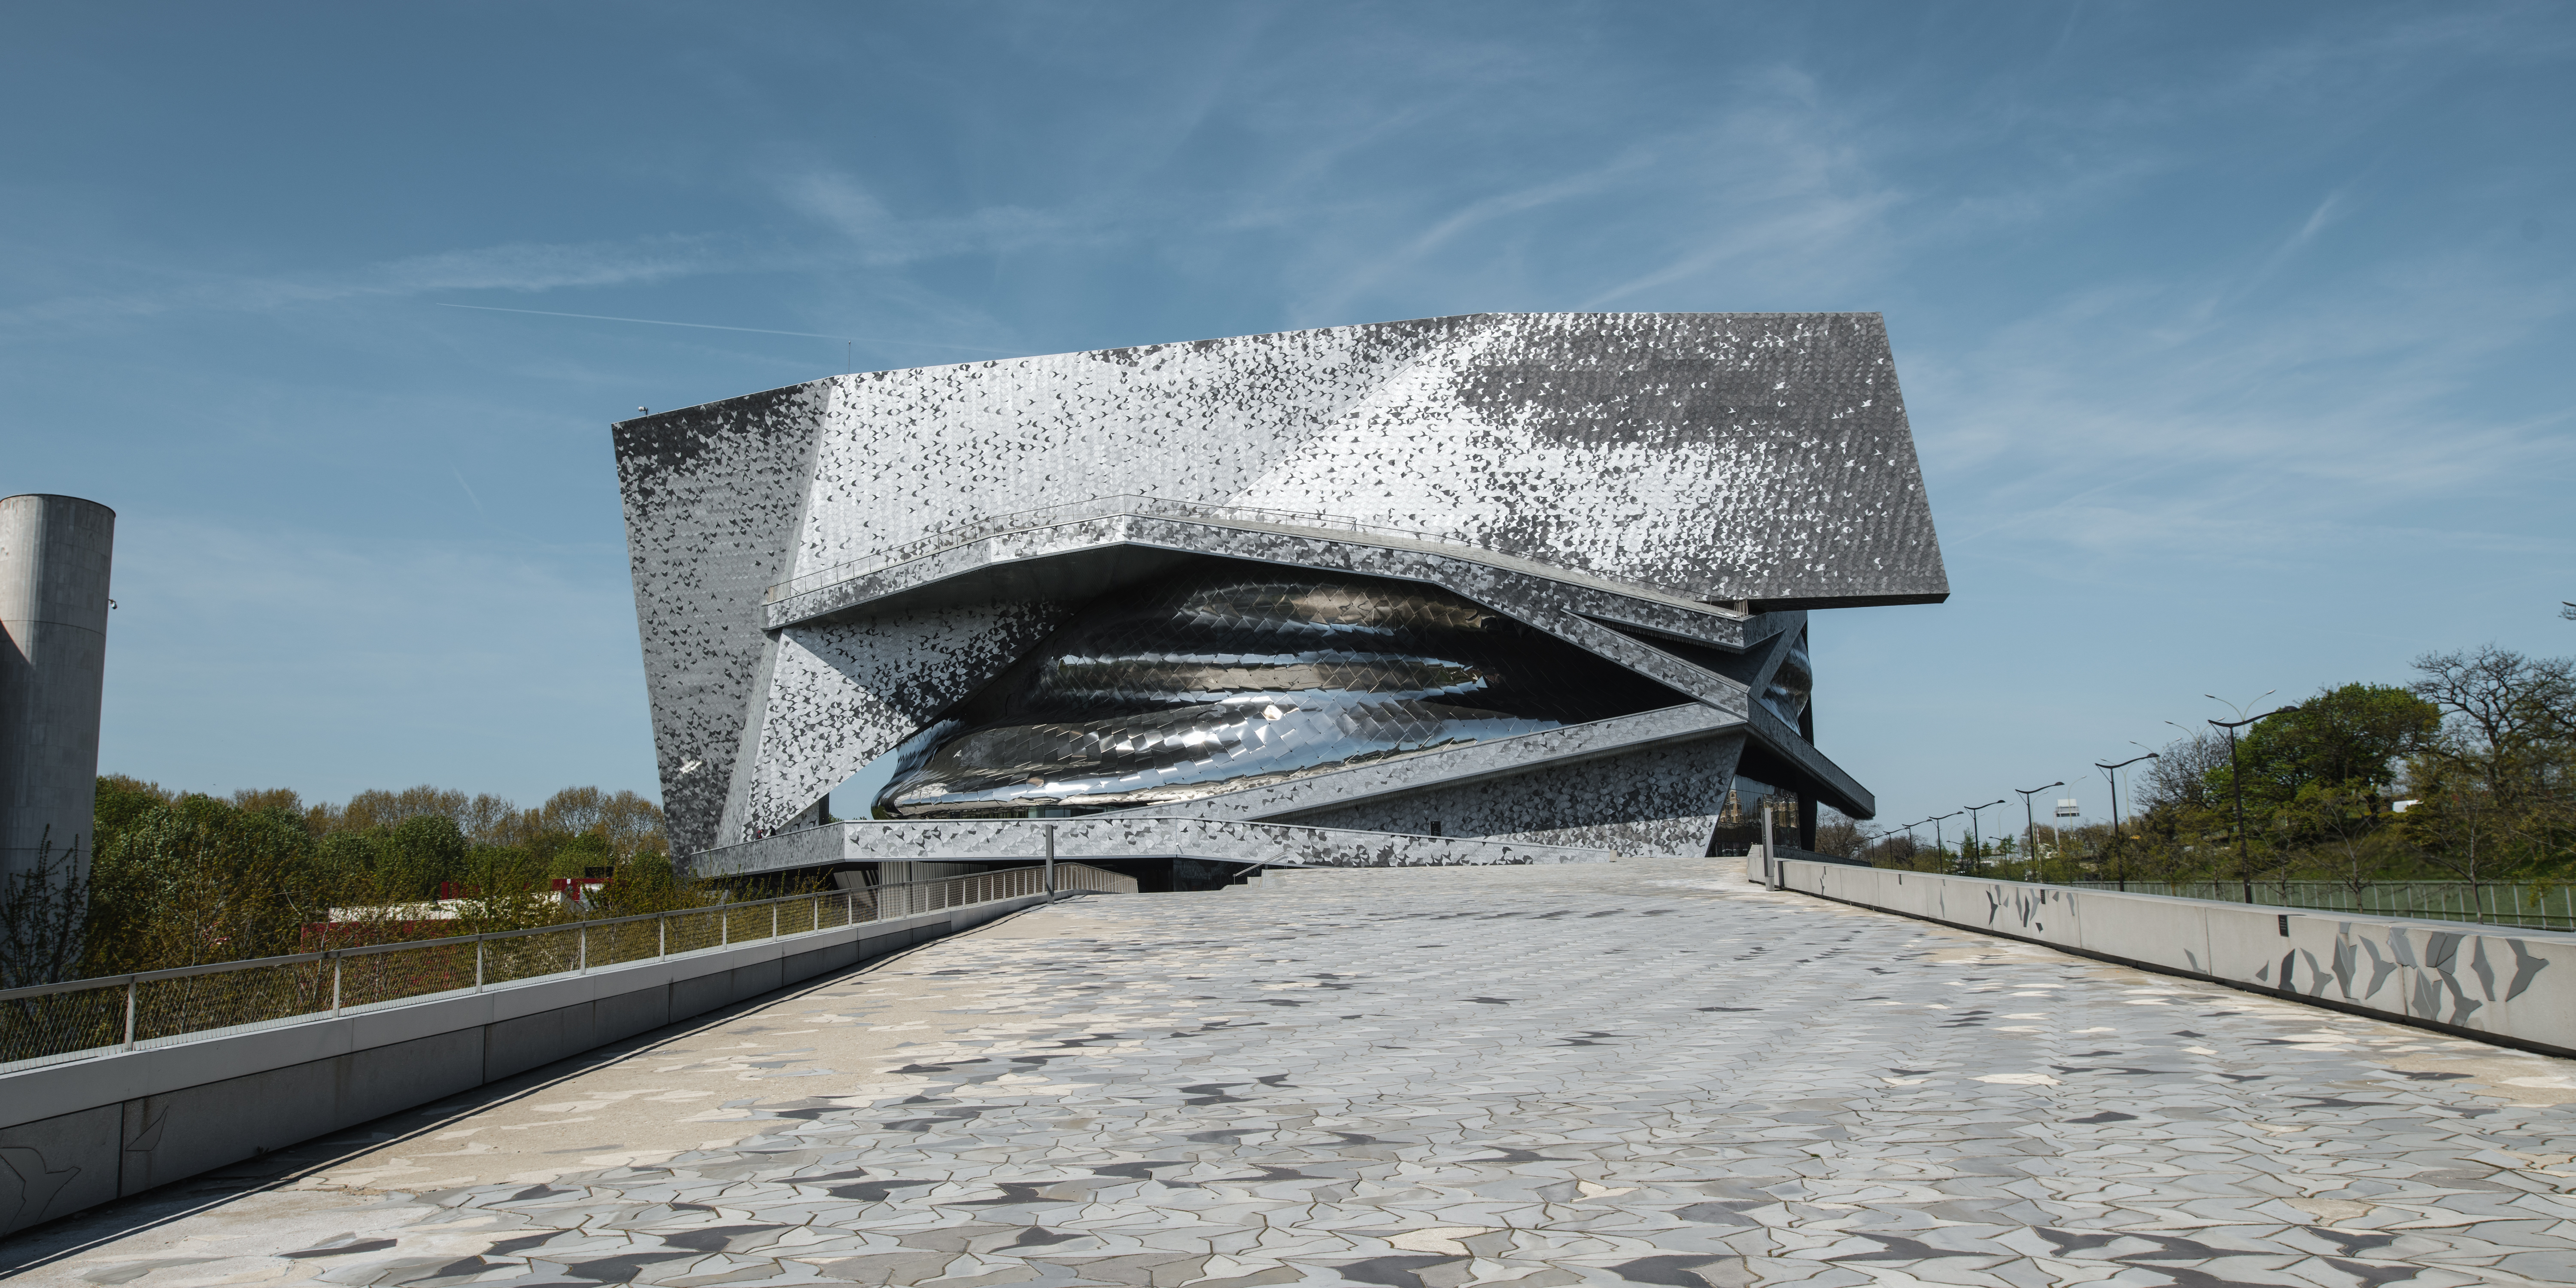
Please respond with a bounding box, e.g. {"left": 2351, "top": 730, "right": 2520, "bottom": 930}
{"left": 2093, "top": 752, "right": 2158, "bottom": 892}
{"left": 1962, "top": 800, "right": 2005, "bottom": 875}
{"left": 2209, "top": 705, "right": 2300, "bottom": 904}
{"left": 2014, "top": 781, "right": 2065, "bottom": 881}
{"left": 1927, "top": 811, "right": 1959, "bottom": 870}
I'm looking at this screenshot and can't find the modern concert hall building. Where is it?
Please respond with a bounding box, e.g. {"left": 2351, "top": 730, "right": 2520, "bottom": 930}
{"left": 614, "top": 313, "right": 1946, "bottom": 884}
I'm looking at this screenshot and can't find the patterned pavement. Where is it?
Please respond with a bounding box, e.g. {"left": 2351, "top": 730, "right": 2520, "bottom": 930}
{"left": 14, "top": 859, "right": 2576, "bottom": 1288}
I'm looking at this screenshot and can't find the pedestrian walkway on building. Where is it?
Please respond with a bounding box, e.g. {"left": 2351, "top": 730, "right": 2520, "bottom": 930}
{"left": 11, "top": 860, "right": 2576, "bottom": 1287}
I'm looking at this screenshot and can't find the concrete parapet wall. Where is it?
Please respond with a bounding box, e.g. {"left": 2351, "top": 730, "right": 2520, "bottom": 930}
{"left": 688, "top": 815, "right": 1616, "bottom": 879}
{"left": 1779, "top": 859, "right": 2576, "bottom": 1057}
{"left": 0, "top": 893, "right": 1057, "bottom": 1237}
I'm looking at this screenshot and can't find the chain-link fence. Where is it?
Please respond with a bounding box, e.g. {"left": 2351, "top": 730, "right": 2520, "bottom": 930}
{"left": 0, "top": 861, "right": 1133, "bottom": 1074}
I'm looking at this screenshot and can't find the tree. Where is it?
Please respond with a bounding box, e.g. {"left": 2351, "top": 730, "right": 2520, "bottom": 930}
{"left": 597, "top": 791, "right": 667, "bottom": 860}
{"left": 2220, "top": 683, "right": 2440, "bottom": 811}
{"left": 2397, "top": 768, "right": 2518, "bottom": 919}
{"left": 47, "top": 778, "right": 693, "bottom": 983}
{"left": 2406, "top": 645, "right": 2576, "bottom": 888}
{"left": 1868, "top": 833, "right": 1911, "bottom": 866}
{"left": 314, "top": 830, "right": 380, "bottom": 886}
{"left": 2141, "top": 731, "right": 2230, "bottom": 813}
{"left": 313, "top": 784, "right": 472, "bottom": 837}
{"left": 86, "top": 793, "right": 334, "bottom": 972}
{"left": 231, "top": 787, "right": 303, "bottom": 815}
{"left": 2408, "top": 646, "right": 2574, "bottom": 807}
{"left": 0, "top": 829, "right": 90, "bottom": 988}
{"left": 548, "top": 831, "right": 616, "bottom": 878}
{"left": 378, "top": 815, "right": 468, "bottom": 901}
{"left": 2119, "top": 730, "right": 2231, "bottom": 885}
{"left": 1812, "top": 811, "right": 1867, "bottom": 859}
{"left": 457, "top": 793, "right": 519, "bottom": 848}
{"left": 2291, "top": 782, "right": 2404, "bottom": 901}
{"left": 538, "top": 787, "right": 666, "bottom": 860}
{"left": 94, "top": 775, "right": 176, "bottom": 861}
{"left": 301, "top": 783, "right": 667, "bottom": 889}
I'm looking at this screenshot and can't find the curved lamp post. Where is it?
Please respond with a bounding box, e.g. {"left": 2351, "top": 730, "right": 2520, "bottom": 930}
{"left": 1961, "top": 799, "right": 2006, "bottom": 875}
{"left": 2208, "top": 700, "right": 2301, "bottom": 904}
{"left": 2093, "top": 752, "right": 2159, "bottom": 891}
{"left": 2014, "top": 781, "right": 2065, "bottom": 880}
{"left": 1927, "top": 811, "right": 1960, "bottom": 869}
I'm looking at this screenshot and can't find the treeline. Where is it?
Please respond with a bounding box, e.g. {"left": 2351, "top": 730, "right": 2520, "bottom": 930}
{"left": 1, "top": 779, "right": 696, "bottom": 988}
{"left": 1825, "top": 644, "right": 2575, "bottom": 898}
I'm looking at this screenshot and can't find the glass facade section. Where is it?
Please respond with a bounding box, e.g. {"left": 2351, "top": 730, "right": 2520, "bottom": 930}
{"left": 1705, "top": 774, "right": 1798, "bottom": 857}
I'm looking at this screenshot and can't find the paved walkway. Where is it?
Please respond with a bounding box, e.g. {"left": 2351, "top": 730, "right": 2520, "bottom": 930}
{"left": 13, "top": 860, "right": 2576, "bottom": 1288}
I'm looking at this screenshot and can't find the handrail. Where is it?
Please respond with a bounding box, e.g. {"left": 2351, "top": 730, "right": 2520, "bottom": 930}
{"left": 0, "top": 862, "right": 1136, "bottom": 1073}
{"left": 1787, "top": 859, "right": 2576, "bottom": 938}
{"left": 759, "top": 493, "right": 1717, "bottom": 614}
{"left": 0, "top": 868, "right": 1033, "bottom": 1006}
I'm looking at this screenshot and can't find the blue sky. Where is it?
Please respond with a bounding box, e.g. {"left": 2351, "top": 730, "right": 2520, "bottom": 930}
{"left": 5, "top": 2, "right": 2570, "bottom": 832}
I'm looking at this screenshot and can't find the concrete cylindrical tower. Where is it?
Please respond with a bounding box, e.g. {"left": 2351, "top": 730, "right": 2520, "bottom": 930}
{"left": 0, "top": 494, "right": 116, "bottom": 889}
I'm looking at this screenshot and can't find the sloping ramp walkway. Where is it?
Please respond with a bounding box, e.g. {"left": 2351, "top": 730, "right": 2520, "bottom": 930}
{"left": 10, "top": 860, "right": 2576, "bottom": 1287}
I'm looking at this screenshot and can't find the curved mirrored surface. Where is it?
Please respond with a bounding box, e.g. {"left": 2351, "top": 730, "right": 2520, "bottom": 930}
{"left": 876, "top": 562, "right": 1687, "bottom": 817}
{"left": 1762, "top": 628, "right": 1812, "bottom": 726}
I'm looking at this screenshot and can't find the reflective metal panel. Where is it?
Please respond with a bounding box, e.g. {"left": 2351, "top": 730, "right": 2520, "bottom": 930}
{"left": 878, "top": 565, "right": 1687, "bottom": 817}
{"left": 1762, "top": 628, "right": 1811, "bottom": 726}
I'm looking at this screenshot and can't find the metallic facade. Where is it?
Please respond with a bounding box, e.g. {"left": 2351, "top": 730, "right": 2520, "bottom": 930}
{"left": 877, "top": 563, "right": 1684, "bottom": 817}
{"left": 687, "top": 815, "right": 1617, "bottom": 881}
{"left": 613, "top": 313, "right": 1945, "bottom": 862}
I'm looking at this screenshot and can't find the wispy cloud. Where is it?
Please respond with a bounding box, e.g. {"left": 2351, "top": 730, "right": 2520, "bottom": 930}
{"left": 0, "top": 235, "right": 723, "bottom": 333}
{"left": 1916, "top": 239, "right": 2576, "bottom": 572}
{"left": 370, "top": 239, "right": 716, "bottom": 295}
{"left": 1241, "top": 67, "right": 1920, "bottom": 325}
{"left": 2214, "top": 185, "right": 2357, "bottom": 310}
{"left": 779, "top": 172, "right": 1122, "bottom": 265}
{"left": 1301, "top": 152, "right": 1659, "bottom": 320}
{"left": 1578, "top": 76, "right": 1907, "bottom": 308}
{"left": 430, "top": 302, "right": 1019, "bottom": 355}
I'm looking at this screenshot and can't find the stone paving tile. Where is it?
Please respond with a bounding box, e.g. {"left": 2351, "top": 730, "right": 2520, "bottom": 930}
{"left": 14, "top": 860, "right": 2576, "bottom": 1288}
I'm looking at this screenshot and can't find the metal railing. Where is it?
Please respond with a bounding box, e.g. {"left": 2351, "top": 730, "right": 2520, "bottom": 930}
{"left": 0, "top": 863, "right": 1133, "bottom": 1075}
{"left": 761, "top": 494, "right": 1702, "bottom": 611}
{"left": 2053, "top": 879, "right": 2576, "bottom": 933}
